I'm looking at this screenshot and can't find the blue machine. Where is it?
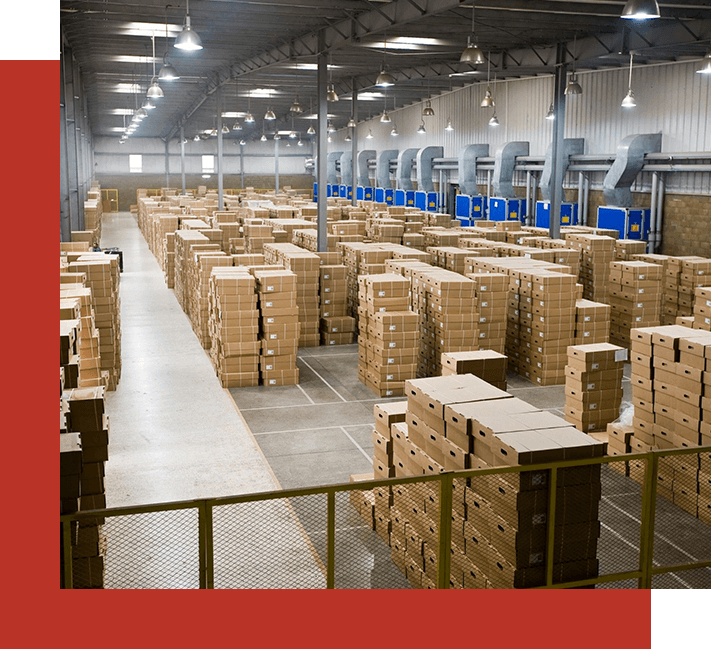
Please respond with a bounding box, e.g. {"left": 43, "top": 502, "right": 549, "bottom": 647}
{"left": 426, "top": 192, "right": 438, "bottom": 212}
{"left": 356, "top": 186, "right": 373, "bottom": 201}
{"left": 489, "top": 197, "right": 526, "bottom": 222}
{"left": 384, "top": 189, "right": 394, "bottom": 205}
{"left": 535, "top": 201, "right": 579, "bottom": 228}
{"left": 395, "top": 189, "right": 405, "bottom": 206}
{"left": 338, "top": 185, "right": 353, "bottom": 200}
{"left": 313, "top": 182, "right": 333, "bottom": 201}
{"left": 456, "top": 194, "right": 487, "bottom": 223}
{"left": 395, "top": 189, "right": 416, "bottom": 206}
{"left": 414, "top": 191, "right": 427, "bottom": 211}
{"left": 375, "top": 187, "right": 384, "bottom": 203}
{"left": 597, "top": 206, "right": 651, "bottom": 240}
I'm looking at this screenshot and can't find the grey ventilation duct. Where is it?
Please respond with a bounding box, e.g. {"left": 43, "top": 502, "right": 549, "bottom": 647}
{"left": 458, "top": 144, "right": 489, "bottom": 196}
{"left": 340, "top": 150, "right": 352, "bottom": 186}
{"left": 327, "top": 151, "right": 341, "bottom": 186}
{"left": 493, "top": 141, "right": 529, "bottom": 198}
{"left": 358, "top": 150, "right": 376, "bottom": 186}
{"left": 416, "top": 146, "right": 443, "bottom": 193}
{"left": 603, "top": 133, "right": 662, "bottom": 207}
{"left": 376, "top": 149, "right": 399, "bottom": 189}
{"left": 540, "top": 138, "right": 585, "bottom": 201}
{"left": 395, "top": 148, "right": 419, "bottom": 190}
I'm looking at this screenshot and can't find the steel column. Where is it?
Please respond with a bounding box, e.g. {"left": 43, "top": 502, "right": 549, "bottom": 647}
{"left": 549, "top": 43, "right": 567, "bottom": 240}
{"left": 180, "top": 126, "right": 186, "bottom": 194}
{"left": 165, "top": 139, "right": 170, "bottom": 189}
{"left": 316, "top": 31, "right": 328, "bottom": 253}
{"left": 351, "top": 80, "right": 358, "bottom": 206}
{"left": 217, "top": 86, "right": 224, "bottom": 210}
{"left": 275, "top": 137, "right": 280, "bottom": 194}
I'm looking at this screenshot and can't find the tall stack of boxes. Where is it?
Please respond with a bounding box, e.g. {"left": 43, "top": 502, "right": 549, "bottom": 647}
{"left": 629, "top": 325, "right": 711, "bottom": 522}
{"left": 319, "top": 264, "right": 355, "bottom": 345}
{"left": 694, "top": 286, "right": 711, "bottom": 331}
{"left": 608, "top": 261, "right": 662, "bottom": 347}
{"left": 469, "top": 272, "right": 508, "bottom": 353}
{"left": 574, "top": 299, "right": 611, "bottom": 344}
{"left": 569, "top": 234, "right": 616, "bottom": 303}
{"left": 208, "top": 268, "right": 261, "bottom": 387}
{"left": 62, "top": 386, "right": 110, "bottom": 589}
{"left": 564, "top": 343, "right": 627, "bottom": 433}
{"left": 255, "top": 269, "right": 300, "bottom": 386}
{"left": 68, "top": 254, "right": 122, "bottom": 390}
{"left": 368, "top": 374, "right": 603, "bottom": 589}
{"left": 357, "top": 273, "right": 418, "bottom": 397}
{"left": 189, "top": 251, "right": 232, "bottom": 348}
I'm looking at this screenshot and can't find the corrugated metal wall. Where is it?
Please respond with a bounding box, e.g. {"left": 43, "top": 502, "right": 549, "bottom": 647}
{"left": 336, "top": 60, "right": 710, "bottom": 195}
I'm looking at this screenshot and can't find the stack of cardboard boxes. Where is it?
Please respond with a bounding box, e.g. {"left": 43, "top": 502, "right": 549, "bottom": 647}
{"left": 568, "top": 234, "right": 616, "bottom": 303}
{"left": 173, "top": 230, "right": 211, "bottom": 313}
{"left": 164, "top": 232, "right": 176, "bottom": 288}
{"left": 189, "top": 251, "right": 232, "bottom": 348}
{"left": 208, "top": 268, "right": 261, "bottom": 387}
{"left": 608, "top": 261, "right": 663, "bottom": 347}
{"left": 468, "top": 272, "right": 508, "bottom": 353}
{"left": 255, "top": 269, "right": 300, "bottom": 386}
{"left": 564, "top": 343, "right": 627, "bottom": 433}
{"left": 357, "top": 273, "right": 418, "bottom": 397}
{"left": 440, "top": 350, "right": 507, "bottom": 390}
{"left": 68, "top": 254, "right": 122, "bottom": 391}
{"left": 319, "top": 264, "right": 355, "bottom": 345}
{"left": 574, "top": 299, "right": 611, "bottom": 344}
{"left": 629, "top": 325, "right": 711, "bottom": 522}
{"left": 368, "top": 374, "right": 603, "bottom": 588}
{"left": 693, "top": 286, "right": 711, "bottom": 331}
{"left": 62, "top": 386, "right": 110, "bottom": 588}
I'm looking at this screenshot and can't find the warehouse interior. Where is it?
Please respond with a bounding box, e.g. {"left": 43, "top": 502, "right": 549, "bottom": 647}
{"left": 60, "top": 1, "right": 711, "bottom": 590}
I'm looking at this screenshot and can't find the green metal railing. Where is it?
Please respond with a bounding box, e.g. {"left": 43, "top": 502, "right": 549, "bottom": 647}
{"left": 60, "top": 446, "right": 711, "bottom": 589}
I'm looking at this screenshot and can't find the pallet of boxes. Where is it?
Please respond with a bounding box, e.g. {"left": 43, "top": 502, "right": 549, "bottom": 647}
{"left": 628, "top": 325, "right": 711, "bottom": 523}
{"left": 319, "top": 263, "right": 355, "bottom": 345}
{"left": 364, "top": 374, "right": 605, "bottom": 588}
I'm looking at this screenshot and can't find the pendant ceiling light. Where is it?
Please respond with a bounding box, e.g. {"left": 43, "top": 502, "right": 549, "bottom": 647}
{"left": 489, "top": 112, "right": 500, "bottom": 127}
{"left": 240, "top": 139, "right": 246, "bottom": 145}
{"left": 142, "top": 98, "right": 155, "bottom": 111}
{"left": 545, "top": 103, "right": 555, "bottom": 120}
{"left": 264, "top": 107, "right": 276, "bottom": 120}
{"left": 380, "top": 111, "right": 391, "bottom": 123}
{"left": 233, "top": 121, "right": 242, "bottom": 131}
{"left": 307, "top": 124, "right": 316, "bottom": 135}
{"left": 347, "top": 117, "right": 357, "bottom": 128}
{"left": 244, "top": 89, "right": 255, "bottom": 123}
{"left": 565, "top": 35, "right": 583, "bottom": 96}
{"left": 422, "top": 100, "right": 435, "bottom": 117}
{"left": 391, "top": 124, "right": 398, "bottom": 137}
{"left": 328, "top": 135, "right": 333, "bottom": 142}
{"left": 222, "top": 124, "right": 230, "bottom": 134}
{"left": 298, "top": 139, "right": 304, "bottom": 146}
{"left": 326, "top": 84, "right": 339, "bottom": 102}
{"left": 621, "top": 0, "right": 660, "bottom": 20}
{"left": 232, "top": 79, "right": 242, "bottom": 130}
{"left": 481, "top": 54, "right": 494, "bottom": 107}
{"left": 445, "top": 118, "right": 454, "bottom": 132}
{"left": 159, "top": 7, "right": 180, "bottom": 80}
{"left": 417, "top": 120, "right": 426, "bottom": 134}
{"left": 274, "top": 133, "right": 280, "bottom": 140}
{"left": 193, "top": 134, "right": 200, "bottom": 141}
{"left": 147, "top": 36, "right": 164, "bottom": 99}
{"left": 697, "top": 52, "right": 711, "bottom": 75}
{"left": 345, "top": 133, "right": 352, "bottom": 142}
{"left": 290, "top": 95, "right": 303, "bottom": 113}
{"left": 136, "top": 107, "right": 148, "bottom": 119}
{"left": 366, "top": 129, "right": 374, "bottom": 139}
{"left": 461, "top": 3, "right": 485, "bottom": 64}
{"left": 289, "top": 130, "right": 297, "bottom": 139}
{"left": 327, "top": 121, "right": 336, "bottom": 133}
{"left": 260, "top": 133, "right": 267, "bottom": 142}
{"left": 376, "top": 34, "right": 395, "bottom": 87}
{"left": 621, "top": 52, "right": 637, "bottom": 108}
{"left": 174, "top": 0, "right": 203, "bottom": 51}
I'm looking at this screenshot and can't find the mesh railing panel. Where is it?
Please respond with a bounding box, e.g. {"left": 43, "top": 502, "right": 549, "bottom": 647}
{"left": 652, "top": 568, "right": 711, "bottom": 589}
{"left": 652, "top": 452, "right": 711, "bottom": 571}
{"left": 212, "top": 495, "right": 326, "bottom": 589}
{"left": 102, "top": 509, "right": 200, "bottom": 589}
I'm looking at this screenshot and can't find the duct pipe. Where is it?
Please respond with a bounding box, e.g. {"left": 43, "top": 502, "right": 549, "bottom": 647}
{"left": 656, "top": 174, "right": 665, "bottom": 253}
{"left": 649, "top": 172, "right": 659, "bottom": 252}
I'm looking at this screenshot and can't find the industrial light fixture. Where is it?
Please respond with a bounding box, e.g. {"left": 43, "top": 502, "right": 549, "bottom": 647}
{"left": 417, "top": 120, "right": 426, "bottom": 134}
{"left": 147, "top": 36, "right": 164, "bottom": 99}
{"left": 274, "top": 132, "right": 280, "bottom": 140}
{"left": 422, "top": 100, "right": 435, "bottom": 117}
{"left": 460, "top": 3, "right": 485, "bottom": 64}
{"left": 159, "top": 6, "right": 180, "bottom": 80}
{"left": 142, "top": 98, "right": 155, "bottom": 111}
{"left": 327, "top": 121, "right": 336, "bottom": 133}
{"left": 264, "top": 107, "right": 276, "bottom": 120}
{"left": 327, "top": 84, "right": 339, "bottom": 102}
{"left": 565, "top": 35, "right": 583, "bottom": 96}
{"left": 445, "top": 118, "right": 454, "bottom": 131}
{"left": 193, "top": 134, "right": 200, "bottom": 141}
{"left": 697, "top": 52, "right": 711, "bottom": 74}
{"left": 290, "top": 95, "right": 303, "bottom": 113}
{"left": 620, "top": 0, "right": 660, "bottom": 21}
{"left": 545, "top": 103, "right": 555, "bottom": 120}
{"left": 489, "top": 112, "right": 500, "bottom": 127}
{"left": 380, "top": 111, "right": 391, "bottom": 123}
{"left": 260, "top": 133, "right": 267, "bottom": 141}
{"left": 376, "top": 33, "right": 395, "bottom": 87}
{"left": 297, "top": 139, "right": 304, "bottom": 146}
{"left": 174, "top": 0, "right": 203, "bottom": 51}
{"left": 233, "top": 121, "right": 242, "bottom": 131}
{"left": 621, "top": 52, "right": 637, "bottom": 108}
{"left": 307, "top": 124, "right": 316, "bottom": 135}
{"left": 210, "top": 128, "right": 218, "bottom": 137}
{"left": 481, "top": 54, "right": 494, "bottom": 107}
{"left": 240, "top": 139, "right": 246, "bottom": 145}
{"left": 135, "top": 108, "right": 148, "bottom": 120}
{"left": 366, "top": 129, "right": 374, "bottom": 139}
{"left": 390, "top": 124, "right": 398, "bottom": 136}
{"left": 347, "top": 116, "right": 357, "bottom": 128}
{"left": 345, "top": 133, "right": 352, "bottom": 142}
{"left": 328, "top": 135, "right": 333, "bottom": 142}
{"left": 222, "top": 124, "right": 230, "bottom": 134}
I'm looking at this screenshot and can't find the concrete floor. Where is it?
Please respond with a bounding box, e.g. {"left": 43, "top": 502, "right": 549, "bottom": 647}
{"left": 94, "top": 211, "right": 709, "bottom": 589}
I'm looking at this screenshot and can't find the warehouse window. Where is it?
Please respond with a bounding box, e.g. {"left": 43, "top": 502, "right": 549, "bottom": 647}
{"left": 129, "top": 154, "right": 142, "bottom": 173}
{"left": 202, "top": 155, "right": 215, "bottom": 174}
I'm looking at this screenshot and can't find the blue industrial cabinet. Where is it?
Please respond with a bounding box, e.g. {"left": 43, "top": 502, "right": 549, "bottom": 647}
{"left": 489, "top": 197, "right": 526, "bottom": 222}
{"left": 535, "top": 201, "right": 579, "bottom": 228}
{"left": 357, "top": 186, "right": 373, "bottom": 201}
{"left": 339, "top": 185, "right": 353, "bottom": 200}
{"left": 426, "top": 192, "right": 438, "bottom": 212}
{"left": 471, "top": 195, "right": 487, "bottom": 219}
{"left": 455, "top": 195, "right": 472, "bottom": 220}
{"left": 405, "top": 190, "right": 415, "bottom": 207}
{"left": 374, "top": 188, "right": 384, "bottom": 203}
{"left": 597, "top": 206, "right": 651, "bottom": 240}
{"left": 384, "top": 189, "right": 394, "bottom": 205}
{"left": 414, "top": 191, "right": 427, "bottom": 210}
{"left": 395, "top": 189, "right": 405, "bottom": 206}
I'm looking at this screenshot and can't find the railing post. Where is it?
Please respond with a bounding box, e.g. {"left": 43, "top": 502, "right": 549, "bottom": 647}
{"left": 327, "top": 491, "right": 335, "bottom": 589}
{"left": 638, "top": 453, "right": 659, "bottom": 589}
{"left": 437, "top": 474, "right": 453, "bottom": 589}
{"left": 198, "top": 502, "right": 214, "bottom": 589}
{"left": 545, "top": 467, "right": 558, "bottom": 587}
{"left": 62, "top": 520, "right": 73, "bottom": 589}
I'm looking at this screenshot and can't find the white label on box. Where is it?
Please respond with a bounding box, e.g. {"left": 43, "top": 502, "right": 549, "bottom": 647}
{"left": 269, "top": 379, "right": 277, "bottom": 385}
{"left": 267, "top": 285, "right": 274, "bottom": 292}
{"left": 640, "top": 274, "right": 645, "bottom": 280}
{"left": 583, "top": 332, "right": 591, "bottom": 338}
{"left": 524, "top": 253, "right": 531, "bottom": 258}
{"left": 480, "top": 317, "right": 487, "bottom": 323}
{"left": 389, "top": 325, "right": 396, "bottom": 331}
{"left": 636, "top": 316, "right": 642, "bottom": 322}
{"left": 637, "top": 303, "right": 643, "bottom": 308}
{"left": 270, "top": 333, "right": 277, "bottom": 339}
{"left": 638, "top": 288, "right": 644, "bottom": 293}
{"left": 590, "top": 403, "right": 598, "bottom": 410}
{"left": 592, "top": 362, "right": 600, "bottom": 370}
{"left": 329, "top": 340, "right": 336, "bottom": 345}
{"left": 324, "top": 287, "right": 331, "bottom": 293}
{"left": 389, "top": 342, "right": 396, "bottom": 348}
{"left": 267, "top": 317, "right": 275, "bottom": 323}
{"left": 378, "top": 291, "right": 385, "bottom": 297}
{"left": 379, "top": 307, "right": 386, "bottom": 312}
{"left": 332, "top": 328, "right": 339, "bottom": 332}
{"left": 266, "top": 301, "right": 273, "bottom": 307}
{"left": 387, "top": 374, "right": 394, "bottom": 380}
{"left": 266, "top": 364, "right": 274, "bottom": 370}
{"left": 482, "top": 301, "right": 489, "bottom": 307}
{"left": 584, "top": 316, "right": 591, "bottom": 322}
{"left": 385, "top": 390, "right": 393, "bottom": 396}
{"left": 387, "top": 358, "right": 395, "bottom": 364}
{"left": 266, "top": 349, "right": 275, "bottom": 355}
{"left": 324, "top": 274, "right": 331, "bottom": 280}
{"left": 587, "top": 382, "right": 596, "bottom": 390}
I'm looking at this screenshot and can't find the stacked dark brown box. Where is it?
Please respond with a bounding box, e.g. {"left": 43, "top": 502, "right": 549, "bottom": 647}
{"left": 564, "top": 343, "right": 627, "bottom": 433}
{"left": 629, "top": 325, "right": 711, "bottom": 522}
{"left": 608, "top": 261, "right": 662, "bottom": 347}
{"left": 63, "top": 386, "right": 110, "bottom": 588}
{"left": 368, "top": 374, "right": 603, "bottom": 589}
{"left": 440, "top": 350, "right": 507, "bottom": 390}
{"left": 255, "top": 269, "right": 300, "bottom": 386}
{"left": 678, "top": 259, "right": 711, "bottom": 319}
{"left": 208, "top": 268, "right": 260, "bottom": 387}
{"left": 357, "top": 273, "right": 417, "bottom": 397}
